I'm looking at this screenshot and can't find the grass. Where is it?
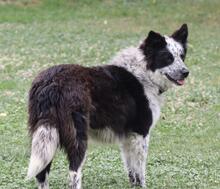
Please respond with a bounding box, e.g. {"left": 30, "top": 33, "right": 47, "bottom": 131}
{"left": 0, "top": 0, "right": 220, "bottom": 188}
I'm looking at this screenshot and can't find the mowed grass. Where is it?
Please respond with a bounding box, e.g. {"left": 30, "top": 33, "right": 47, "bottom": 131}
{"left": 0, "top": 0, "right": 220, "bottom": 188}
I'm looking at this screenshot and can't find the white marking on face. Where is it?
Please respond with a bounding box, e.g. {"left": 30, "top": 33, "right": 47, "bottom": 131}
{"left": 165, "top": 36, "right": 184, "bottom": 57}
{"left": 159, "top": 36, "right": 188, "bottom": 77}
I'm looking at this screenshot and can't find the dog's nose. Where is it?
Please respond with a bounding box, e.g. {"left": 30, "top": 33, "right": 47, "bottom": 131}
{"left": 181, "top": 68, "right": 189, "bottom": 78}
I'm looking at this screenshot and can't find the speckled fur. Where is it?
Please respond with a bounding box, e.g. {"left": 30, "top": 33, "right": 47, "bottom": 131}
{"left": 159, "top": 36, "right": 188, "bottom": 79}
{"left": 120, "top": 134, "right": 150, "bottom": 187}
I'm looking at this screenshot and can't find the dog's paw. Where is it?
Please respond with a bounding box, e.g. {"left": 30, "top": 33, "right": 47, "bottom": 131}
{"left": 129, "top": 171, "right": 146, "bottom": 188}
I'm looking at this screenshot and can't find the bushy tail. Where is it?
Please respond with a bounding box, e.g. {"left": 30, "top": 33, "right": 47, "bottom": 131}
{"left": 27, "top": 125, "right": 59, "bottom": 179}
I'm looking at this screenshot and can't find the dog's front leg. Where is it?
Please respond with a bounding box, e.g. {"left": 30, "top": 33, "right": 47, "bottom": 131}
{"left": 120, "top": 133, "right": 150, "bottom": 188}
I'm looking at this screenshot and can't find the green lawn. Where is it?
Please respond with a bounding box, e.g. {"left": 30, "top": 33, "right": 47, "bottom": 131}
{"left": 0, "top": 0, "right": 220, "bottom": 188}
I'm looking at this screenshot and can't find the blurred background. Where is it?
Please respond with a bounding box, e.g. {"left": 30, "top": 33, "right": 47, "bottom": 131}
{"left": 0, "top": 0, "right": 219, "bottom": 188}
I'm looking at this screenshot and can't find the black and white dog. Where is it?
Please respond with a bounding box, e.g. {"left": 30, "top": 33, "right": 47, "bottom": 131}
{"left": 27, "top": 24, "right": 189, "bottom": 189}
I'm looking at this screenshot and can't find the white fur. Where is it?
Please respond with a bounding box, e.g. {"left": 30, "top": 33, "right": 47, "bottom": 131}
{"left": 159, "top": 36, "right": 188, "bottom": 77}
{"left": 120, "top": 133, "right": 150, "bottom": 187}
{"left": 27, "top": 125, "right": 59, "bottom": 179}
{"left": 165, "top": 36, "right": 184, "bottom": 57}
{"left": 69, "top": 171, "right": 81, "bottom": 189}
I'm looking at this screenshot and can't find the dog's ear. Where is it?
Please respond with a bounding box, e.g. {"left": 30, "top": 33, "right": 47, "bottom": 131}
{"left": 140, "top": 31, "right": 166, "bottom": 50}
{"left": 171, "top": 24, "right": 188, "bottom": 45}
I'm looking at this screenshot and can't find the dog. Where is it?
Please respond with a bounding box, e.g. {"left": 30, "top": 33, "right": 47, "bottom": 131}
{"left": 27, "top": 24, "right": 189, "bottom": 189}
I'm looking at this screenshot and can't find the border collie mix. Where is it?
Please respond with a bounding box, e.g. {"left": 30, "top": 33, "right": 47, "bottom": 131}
{"left": 27, "top": 24, "right": 189, "bottom": 188}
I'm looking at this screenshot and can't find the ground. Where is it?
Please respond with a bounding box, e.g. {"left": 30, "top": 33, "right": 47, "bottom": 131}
{"left": 0, "top": 0, "right": 219, "bottom": 188}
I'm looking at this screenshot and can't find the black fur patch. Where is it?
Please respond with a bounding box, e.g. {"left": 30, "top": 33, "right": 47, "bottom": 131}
{"left": 139, "top": 31, "right": 174, "bottom": 71}
{"left": 89, "top": 65, "right": 153, "bottom": 137}
{"left": 36, "top": 162, "right": 52, "bottom": 183}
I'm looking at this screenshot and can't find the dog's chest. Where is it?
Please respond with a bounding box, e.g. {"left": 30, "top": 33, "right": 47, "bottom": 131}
{"left": 145, "top": 91, "right": 162, "bottom": 128}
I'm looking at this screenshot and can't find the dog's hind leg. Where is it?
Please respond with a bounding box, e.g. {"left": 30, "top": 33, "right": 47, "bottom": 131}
{"left": 36, "top": 162, "right": 52, "bottom": 189}
{"left": 120, "top": 133, "right": 150, "bottom": 188}
{"left": 63, "top": 111, "right": 88, "bottom": 189}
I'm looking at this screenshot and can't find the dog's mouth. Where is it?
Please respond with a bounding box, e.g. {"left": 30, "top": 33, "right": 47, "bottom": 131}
{"left": 165, "top": 74, "right": 185, "bottom": 86}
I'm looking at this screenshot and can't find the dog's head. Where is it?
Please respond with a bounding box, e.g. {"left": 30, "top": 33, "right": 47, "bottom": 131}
{"left": 140, "top": 24, "right": 189, "bottom": 87}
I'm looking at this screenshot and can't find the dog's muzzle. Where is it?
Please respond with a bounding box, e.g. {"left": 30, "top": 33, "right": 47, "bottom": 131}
{"left": 166, "top": 68, "right": 189, "bottom": 86}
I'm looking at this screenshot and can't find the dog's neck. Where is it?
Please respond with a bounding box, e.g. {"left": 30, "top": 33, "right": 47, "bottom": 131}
{"left": 110, "top": 47, "right": 170, "bottom": 97}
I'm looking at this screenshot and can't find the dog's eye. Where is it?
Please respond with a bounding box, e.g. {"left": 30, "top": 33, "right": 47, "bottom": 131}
{"left": 164, "top": 54, "right": 174, "bottom": 64}
{"left": 167, "top": 56, "right": 173, "bottom": 63}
